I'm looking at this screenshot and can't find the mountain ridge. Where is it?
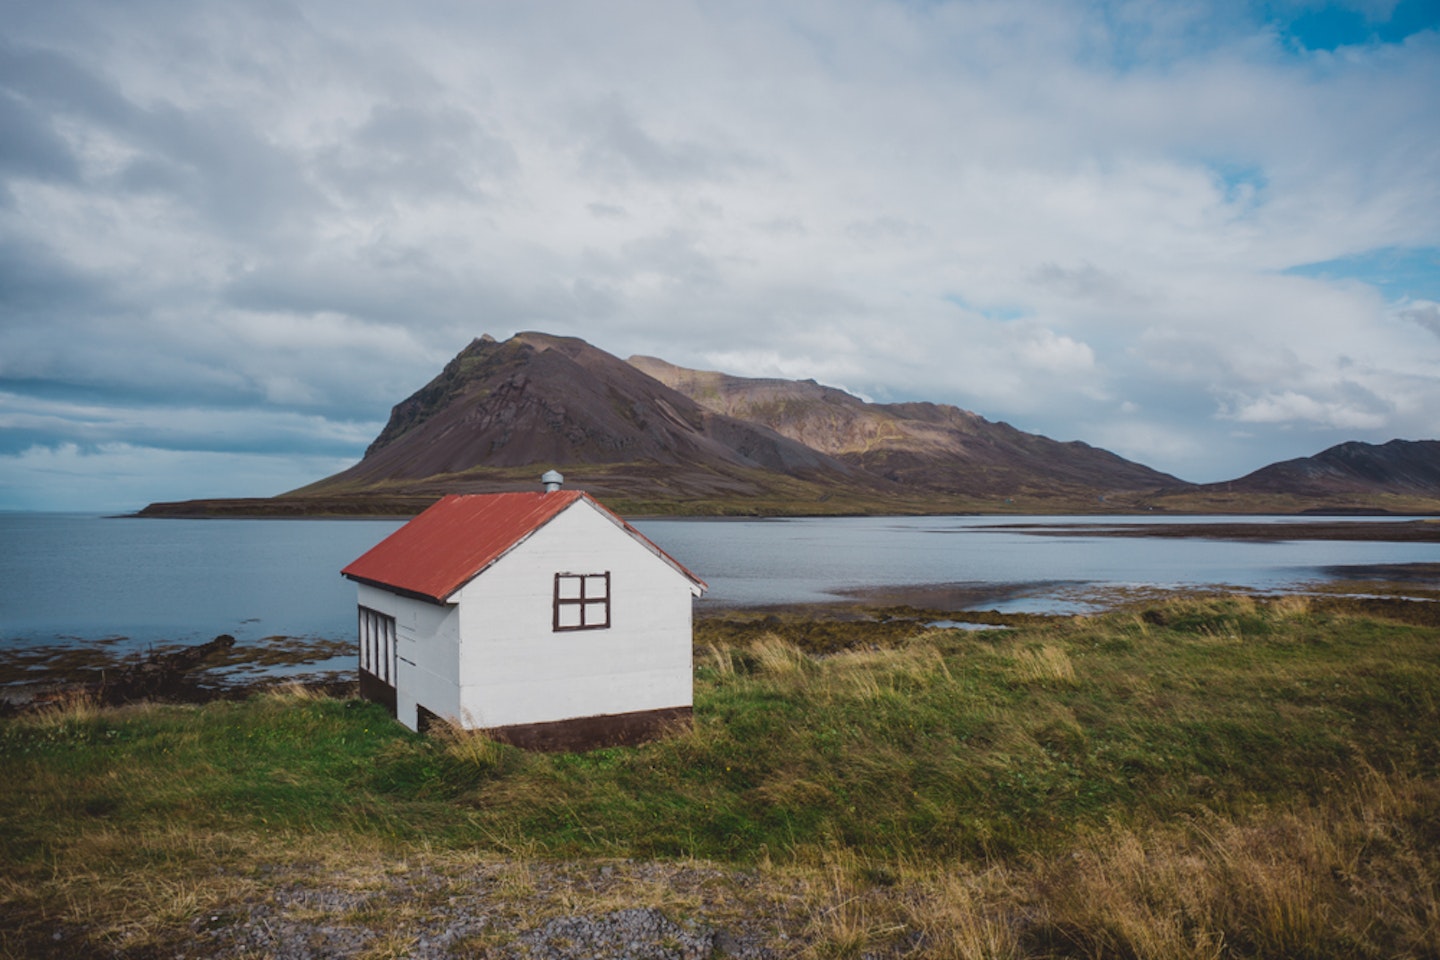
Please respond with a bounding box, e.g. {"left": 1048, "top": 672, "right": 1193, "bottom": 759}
{"left": 1213, "top": 439, "right": 1440, "bottom": 498}
{"left": 627, "top": 354, "right": 1181, "bottom": 496}
{"left": 139, "top": 332, "right": 1440, "bottom": 516}
{"left": 287, "top": 332, "right": 891, "bottom": 509}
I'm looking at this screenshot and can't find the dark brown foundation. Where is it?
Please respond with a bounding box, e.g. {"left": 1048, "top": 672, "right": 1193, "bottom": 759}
{"left": 481, "top": 705, "right": 693, "bottom": 752}
{"left": 358, "top": 668, "right": 397, "bottom": 716}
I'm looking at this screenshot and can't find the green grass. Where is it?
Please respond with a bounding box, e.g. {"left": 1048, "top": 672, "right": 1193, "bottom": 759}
{"left": 3, "top": 594, "right": 1439, "bottom": 956}
{"left": 4, "top": 595, "right": 1437, "bottom": 857}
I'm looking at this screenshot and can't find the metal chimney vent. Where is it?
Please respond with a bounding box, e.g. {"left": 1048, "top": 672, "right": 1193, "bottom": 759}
{"left": 541, "top": 469, "right": 564, "bottom": 494}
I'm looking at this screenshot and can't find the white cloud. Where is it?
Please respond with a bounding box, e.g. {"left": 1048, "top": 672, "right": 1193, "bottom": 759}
{"left": 0, "top": 0, "right": 1437, "bottom": 507}
{"left": 1220, "top": 390, "right": 1390, "bottom": 430}
{"left": 1084, "top": 419, "right": 1211, "bottom": 479}
{"left": 0, "top": 443, "right": 356, "bottom": 513}
{"left": 0, "top": 390, "right": 379, "bottom": 454}
{"left": 1013, "top": 327, "right": 1097, "bottom": 375}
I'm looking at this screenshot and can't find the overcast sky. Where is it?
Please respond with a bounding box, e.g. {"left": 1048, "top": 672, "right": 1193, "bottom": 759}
{"left": 2, "top": 0, "right": 1437, "bottom": 511}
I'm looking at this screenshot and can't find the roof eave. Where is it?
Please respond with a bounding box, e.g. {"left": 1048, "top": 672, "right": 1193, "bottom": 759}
{"left": 341, "top": 572, "right": 450, "bottom": 606}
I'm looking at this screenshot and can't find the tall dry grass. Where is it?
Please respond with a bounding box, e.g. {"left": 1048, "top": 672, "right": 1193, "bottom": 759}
{"left": 750, "top": 633, "right": 812, "bottom": 679}
{"left": 700, "top": 642, "right": 736, "bottom": 678}
{"left": 871, "top": 768, "right": 1440, "bottom": 959}
{"left": 1269, "top": 593, "right": 1313, "bottom": 619}
{"left": 1008, "top": 644, "right": 1078, "bottom": 688}
{"left": 787, "top": 769, "right": 1440, "bottom": 958}
{"left": 430, "top": 719, "right": 509, "bottom": 774}
{"left": 22, "top": 687, "right": 105, "bottom": 727}
{"left": 824, "top": 642, "right": 955, "bottom": 696}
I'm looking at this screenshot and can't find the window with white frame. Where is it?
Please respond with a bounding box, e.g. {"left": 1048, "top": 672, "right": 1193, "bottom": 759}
{"left": 553, "top": 572, "right": 611, "bottom": 631}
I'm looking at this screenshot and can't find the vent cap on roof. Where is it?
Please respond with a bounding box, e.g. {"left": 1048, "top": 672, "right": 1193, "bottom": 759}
{"left": 541, "top": 469, "right": 564, "bottom": 493}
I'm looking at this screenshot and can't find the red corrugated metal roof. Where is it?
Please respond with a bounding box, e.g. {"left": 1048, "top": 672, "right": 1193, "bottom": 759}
{"left": 341, "top": 491, "right": 705, "bottom": 603}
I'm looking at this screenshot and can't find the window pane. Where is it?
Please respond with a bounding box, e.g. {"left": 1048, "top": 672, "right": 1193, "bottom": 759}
{"left": 557, "top": 575, "right": 582, "bottom": 599}
{"left": 582, "top": 600, "right": 608, "bottom": 626}
{"left": 585, "top": 575, "right": 609, "bottom": 598}
{"left": 358, "top": 606, "right": 396, "bottom": 676}
{"left": 557, "top": 604, "right": 583, "bottom": 628}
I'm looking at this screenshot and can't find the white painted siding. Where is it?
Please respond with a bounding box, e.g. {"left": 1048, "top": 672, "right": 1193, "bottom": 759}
{"left": 450, "top": 498, "right": 695, "bottom": 729}
{"left": 355, "top": 582, "right": 461, "bottom": 732}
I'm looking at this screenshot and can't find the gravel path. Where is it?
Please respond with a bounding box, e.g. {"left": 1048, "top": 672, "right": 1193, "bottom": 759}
{"left": 182, "top": 859, "right": 808, "bottom": 959}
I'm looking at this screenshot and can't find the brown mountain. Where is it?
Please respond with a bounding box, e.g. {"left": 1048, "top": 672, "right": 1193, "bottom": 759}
{"left": 275, "top": 331, "right": 1179, "bottom": 514}
{"left": 140, "top": 332, "right": 1440, "bottom": 518}
{"left": 1214, "top": 439, "right": 1440, "bottom": 498}
{"left": 285, "top": 332, "right": 886, "bottom": 508}
{"left": 628, "top": 355, "right": 1181, "bottom": 497}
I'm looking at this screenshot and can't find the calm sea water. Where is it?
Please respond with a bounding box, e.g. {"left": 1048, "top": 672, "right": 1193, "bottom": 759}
{"left": 1, "top": 513, "right": 1435, "bottom": 656}
{"left": 642, "top": 514, "right": 1438, "bottom": 610}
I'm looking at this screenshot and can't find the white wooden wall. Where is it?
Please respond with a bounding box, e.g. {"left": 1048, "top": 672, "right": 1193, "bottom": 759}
{"left": 355, "top": 582, "right": 461, "bottom": 732}
{"left": 451, "top": 499, "right": 695, "bottom": 730}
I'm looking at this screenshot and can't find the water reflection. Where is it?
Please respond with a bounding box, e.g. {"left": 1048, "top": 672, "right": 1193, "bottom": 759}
{"left": 633, "top": 515, "right": 1437, "bottom": 613}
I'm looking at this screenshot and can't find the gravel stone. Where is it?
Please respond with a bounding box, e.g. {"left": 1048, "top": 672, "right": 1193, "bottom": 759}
{"left": 515, "top": 908, "right": 712, "bottom": 959}
{"left": 181, "top": 861, "right": 792, "bottom": 959}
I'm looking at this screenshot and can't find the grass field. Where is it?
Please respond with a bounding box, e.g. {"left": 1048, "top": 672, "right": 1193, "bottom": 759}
{"left": 2, "top": 593, "right": 1438, "bottom": 957}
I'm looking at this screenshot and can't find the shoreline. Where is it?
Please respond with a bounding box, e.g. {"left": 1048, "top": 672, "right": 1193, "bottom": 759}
{"left": 121, "top": 506, "right": 1440, "bottom": 543}
{"left": 8, "top": 573, "right": 1440, "bottom": 713}
{"left": 980, "top": 518, "right": 1440, "bottom": 542}
{"left": 129, "top": 494, "right": 1440, "bottom": 523}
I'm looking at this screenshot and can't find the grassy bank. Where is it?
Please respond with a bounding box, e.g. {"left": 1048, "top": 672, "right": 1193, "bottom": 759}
{"left": 3, "top": 595, "right": 1438, "bottom": 956}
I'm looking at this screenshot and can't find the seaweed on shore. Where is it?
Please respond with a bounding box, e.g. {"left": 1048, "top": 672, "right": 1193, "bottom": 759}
{"left": 0, "top": 634, "right": 356, "bottom": 715}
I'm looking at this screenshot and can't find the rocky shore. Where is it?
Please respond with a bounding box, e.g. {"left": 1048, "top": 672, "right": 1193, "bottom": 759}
{"left": 0, "top": 633, "right": 354, "bottom": 714}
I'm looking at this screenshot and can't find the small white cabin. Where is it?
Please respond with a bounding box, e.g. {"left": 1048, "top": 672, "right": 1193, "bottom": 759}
{"left": 341, "top": 479, "right": 706, "bottom": 749}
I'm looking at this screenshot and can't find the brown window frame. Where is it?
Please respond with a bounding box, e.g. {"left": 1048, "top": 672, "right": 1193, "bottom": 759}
{"left": 553, "top": 571, "right": 611, "bottom": 631}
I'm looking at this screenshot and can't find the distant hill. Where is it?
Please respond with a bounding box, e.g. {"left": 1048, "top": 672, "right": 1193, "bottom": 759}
{"left": 355, "top": 333, "right": 853, "bottom": 478}
{"left": 1215, "top": 440, "right": 1440, "bottom": 498}
{"left": 628, "top": 355, "right": 1181, "bottom": 497}
{"left": 280, "top": 332, "right": 891, "bottom": 510}
{"left": 138, "top": 333, "right": 1440, "bottom": 517}
{"left": 280, "top": 332, "right": 1180, "bottom": 512}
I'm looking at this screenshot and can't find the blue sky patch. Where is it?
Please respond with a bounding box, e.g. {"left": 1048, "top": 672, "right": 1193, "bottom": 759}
{"left": 1285, "top": 246, "right": 1440, "bottom": 301}
{"left": 1208, "top": 161, "right": 1268, "bottom": 204}
{"left": 1262, "top": 0, "right": 1440, "bottom": 51}
{"left": 944, "top": 294, "right": 1027, "bottom": 321}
